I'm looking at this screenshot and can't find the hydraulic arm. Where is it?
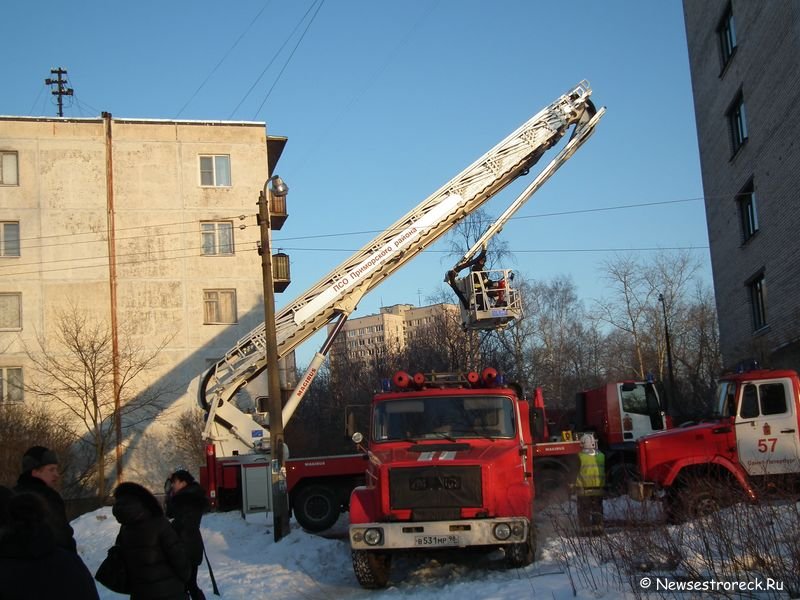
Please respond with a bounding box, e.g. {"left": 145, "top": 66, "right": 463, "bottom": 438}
{"left": 200, "top": 81, "right": 604, "bottom": 454}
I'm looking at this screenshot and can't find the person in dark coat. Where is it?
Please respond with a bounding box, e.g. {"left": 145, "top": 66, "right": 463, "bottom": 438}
{"left": 14, "top": 445, "right": 78, "bottom": 554}
{"left": 0, "top": 486, "right": 99, "bottom": 600}
{"left": 166, "top": 469, "right": 210, "bottom": 600}
{"left": 110, "top": 481, "right": 191, "bottom": 600}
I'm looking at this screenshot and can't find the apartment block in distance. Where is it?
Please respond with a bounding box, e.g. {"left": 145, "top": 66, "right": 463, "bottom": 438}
{"left": 0, "top": 113, "right": 287, "bottom": 481}
{"left": 683, "top": 1, "right": 800, "bottom": 370}
{"left": 328, "top": 303, "right": 459, "bottom": 364}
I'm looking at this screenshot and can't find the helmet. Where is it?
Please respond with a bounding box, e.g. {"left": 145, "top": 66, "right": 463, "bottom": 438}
{"left": 579, "top": 433, "right": 597, "bottom": 451}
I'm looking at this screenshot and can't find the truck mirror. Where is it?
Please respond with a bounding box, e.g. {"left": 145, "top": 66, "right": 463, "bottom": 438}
{"left": 352, "top": 432, "right": 364, "bottom": 444}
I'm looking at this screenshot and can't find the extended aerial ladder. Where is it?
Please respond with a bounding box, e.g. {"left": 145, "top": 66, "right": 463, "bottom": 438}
{"left": 200, "top": 81, "right": 605, "bottom": 456}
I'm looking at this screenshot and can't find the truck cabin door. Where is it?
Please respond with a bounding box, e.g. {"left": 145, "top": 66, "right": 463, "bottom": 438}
{"left": 618, "top": 382, "right": 666, "bottom": 442}
{"left": 735, "top": 378, "right": 800, "bottom": 476}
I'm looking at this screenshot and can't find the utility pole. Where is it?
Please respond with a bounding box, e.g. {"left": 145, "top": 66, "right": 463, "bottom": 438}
{"left": 258, "top": 175, "right": 291, "bottom": 542}
{"left": 45, "top": 68, "right": 74, "bottom": 117}
{"left": 658, "top": 293, "right": 676, "bottom": 412}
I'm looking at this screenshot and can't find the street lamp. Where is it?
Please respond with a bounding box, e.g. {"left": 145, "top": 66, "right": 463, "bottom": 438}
{"left": 658, "top": 293, "right": 676, "bottom": 408}
{"left": 258, "top": 174, "right": 291, "bottom": 542}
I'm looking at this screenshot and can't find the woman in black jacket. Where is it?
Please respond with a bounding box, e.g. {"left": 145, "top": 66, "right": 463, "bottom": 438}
{"left": 166, "top": 470, "right": 209, "bottom": 600}
{"left": 110, "top": 481, "right": 191, "bottom": 600}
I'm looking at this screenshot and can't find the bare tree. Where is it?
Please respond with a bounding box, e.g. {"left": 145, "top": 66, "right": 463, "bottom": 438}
{"left": 594, "top": 255, "right": 653, "bottom": 378}
{"left": 23, "top": 305, "right": 175, "bottom": 499}
{"left": 167, "top": 407, "right": 207, "bottom": 473}
{"left": 0, "top": 403, "right": 75, "bottom": 491}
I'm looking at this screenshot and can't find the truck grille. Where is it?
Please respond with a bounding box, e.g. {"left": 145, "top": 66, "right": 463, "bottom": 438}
{"left": 389, "top": 465, "right": 482, "bottom": 511}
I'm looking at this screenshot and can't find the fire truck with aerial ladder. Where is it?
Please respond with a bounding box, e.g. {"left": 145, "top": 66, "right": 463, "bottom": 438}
{"left": 195, "top": 81, "right": 664, "bottom": 586}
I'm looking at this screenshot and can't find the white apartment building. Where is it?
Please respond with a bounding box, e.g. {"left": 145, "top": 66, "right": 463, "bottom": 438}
{"left": 0, "top": 114, "right": 287, "bottom": 484}
{"left": 328, "top": 303, "right": 459, "bottom": 364}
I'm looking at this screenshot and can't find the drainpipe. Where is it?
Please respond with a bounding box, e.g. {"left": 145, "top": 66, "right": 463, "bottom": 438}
{"left": 103, "top": 112, "right": 123, "bottom": 491}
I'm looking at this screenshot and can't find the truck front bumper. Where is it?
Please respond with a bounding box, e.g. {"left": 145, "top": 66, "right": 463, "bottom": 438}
{"left": 628, "top": 481, "right": 656, "bottom": 501}
{"left": 349, "top": 517, "right": 529, "bottom": 551}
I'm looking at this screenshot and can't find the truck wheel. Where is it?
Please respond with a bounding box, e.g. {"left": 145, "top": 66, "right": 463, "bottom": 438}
{"left": 293, "top": 485, "right": 339, "bottom": 532}
{"left": 506, "top": 524, "right": 536, "bottom": 567}
{"left": 671, "top": 478, "right": 737, "bottom": 522}
{"left": 352, "top": 550, "right": 391, "bottom": 589}
{"left": 608, "top": 461, "right": 639, "bottom": 497}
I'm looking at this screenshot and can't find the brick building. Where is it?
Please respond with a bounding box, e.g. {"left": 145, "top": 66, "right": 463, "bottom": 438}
{"left": 683, "top": 1, "right": 800, "bottom": 369}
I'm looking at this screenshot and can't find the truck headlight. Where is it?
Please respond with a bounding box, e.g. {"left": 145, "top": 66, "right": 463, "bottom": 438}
{"left": 364, "top": 528, "right": 383, "bottom": 546}
{"left": 493, "top": 523, "right": 512, "bottom": 540}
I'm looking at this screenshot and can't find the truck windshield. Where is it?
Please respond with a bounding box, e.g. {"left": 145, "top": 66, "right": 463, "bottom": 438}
{"left": 373, "top": 394, "right": 515, "bottom": 441}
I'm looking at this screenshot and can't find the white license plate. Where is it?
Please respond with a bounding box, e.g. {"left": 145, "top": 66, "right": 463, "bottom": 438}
{"left": 414, "top": 534, "right": 460, "bottom": 547}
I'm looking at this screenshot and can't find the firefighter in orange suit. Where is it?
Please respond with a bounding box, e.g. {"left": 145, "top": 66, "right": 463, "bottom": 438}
{"left": 576, "top": 433, "right": 605, "bottom": 535}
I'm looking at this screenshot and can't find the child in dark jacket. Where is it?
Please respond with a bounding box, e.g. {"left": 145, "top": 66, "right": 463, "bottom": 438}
{"left": 110, "top": 481, "right": 191, "bottom": 600}
{"left": 166, "top": 469, "right": 210, "bottom": 600}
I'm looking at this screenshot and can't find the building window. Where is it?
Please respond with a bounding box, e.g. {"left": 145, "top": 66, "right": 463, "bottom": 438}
{"left": 0, "top": 151, "right": 19, "bottom": 186}
{"left": 201, "top": 221, "right": 234, "bottom": 255}
{"left": 203, "top": 289, "right": 237, "bottom": 324}
{"left": 0, "top": 222, "right": 20, "bottom": 257}
{"left": 717, "top": 3, "right": 737, "bottom": 69}
{"left": 747, "top": 272, "right": 767, "bottom": 331}
{"left": 199, "top": 155, "right": 231, "bottom": 187}
{"left": 0, "top": 367, "right": 23, "bottom": 403}
{"left": 0, "top": 293, "right": 22, "bottom": 330}
{"left": 737, "top": 180, "right": 758, "bottom": 243}
{"left": 727, "top": 92, "right": 748, "bottom": 155}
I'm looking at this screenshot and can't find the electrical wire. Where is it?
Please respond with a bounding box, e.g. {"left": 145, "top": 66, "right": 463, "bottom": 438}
{"left": 295, "top": 0, "right": 440, "bottom": 171}
{"left": 8, "top": 214, "right": 254, "bottom": 248}
{"left": 28, "top": 83, "right": 46, "bottom": 115}
{"left": 252, "top": 0, "right": 326, "bottom": 119}
{"left": 175, "top": 0, "right": 272, "bottom": 118}
{"left": 228, "top": 0, "right": 321, "bottom": 119}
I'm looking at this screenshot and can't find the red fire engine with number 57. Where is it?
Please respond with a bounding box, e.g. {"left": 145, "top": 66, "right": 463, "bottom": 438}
{"left": 630, "top": 368, "right": 800, "bottom": 521}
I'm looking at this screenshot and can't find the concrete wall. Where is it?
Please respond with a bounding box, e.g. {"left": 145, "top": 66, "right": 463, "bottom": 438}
{"left": 0, "top": 116, "right": 274, "bottom": 488}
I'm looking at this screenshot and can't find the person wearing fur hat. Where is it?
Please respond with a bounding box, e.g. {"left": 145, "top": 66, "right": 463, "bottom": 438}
{"left": 110, "top": 481, "right": 191, "bottom": 600}
{"left": 0, "top": 486, "right": 99, "bottom": 600}
{"left": 166, "top": 469, "right": 210, "bottom": 600}
{"left": 14, "top": 445, "right": 78, "bottom": 553}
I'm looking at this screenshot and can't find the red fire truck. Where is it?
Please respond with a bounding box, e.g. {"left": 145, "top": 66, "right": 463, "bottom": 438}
{"left": 630, "top": 367, "right": 800, "bottom": 520}
{"left": 348, "top": 368, "right": 580, "bottom": 588}
{"left": 197, "top": 82, "right": 604, "bottom": 529}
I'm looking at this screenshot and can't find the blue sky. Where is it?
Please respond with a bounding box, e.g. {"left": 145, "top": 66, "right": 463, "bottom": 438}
{"left": 3, "top": 1, "right": 710, "bottom": 364}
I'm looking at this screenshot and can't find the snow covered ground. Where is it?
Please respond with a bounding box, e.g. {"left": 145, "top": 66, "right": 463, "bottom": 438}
{"left": 74, "top": 496, "right": 796, "bottom": 599}
{"left": 73, "top": 498, "right": 650, "bottom": 600}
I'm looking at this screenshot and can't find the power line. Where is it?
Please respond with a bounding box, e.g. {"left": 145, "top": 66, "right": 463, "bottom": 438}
{"left": 295, "top": 0, "right": 440, "bottom": 171}
{"left": 252, "top": 0, "right": 326, "bottom": 119}
{"left": 175, "top": 0, "right": 273, "bottom": 118}
{"left": 229, "top": 0, "right": 321, "bottom": 119}
{"left": 9, "top": 214, "right": 254, "bottom": 248}
{"left": 0, "top": 240, "right": 708, "bottom": 279}
{"left": 0, "top": 245, "right": 263, "bottom": 278}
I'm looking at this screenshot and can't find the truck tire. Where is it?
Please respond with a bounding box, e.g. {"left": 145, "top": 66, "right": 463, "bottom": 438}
{"left": 506, "top": 523, "right": 536, "bottom": 567}
{"left": 670, "top": 477, "right": 741, "bottom": 522}
{"left": 292, "top": 484, "right": 339, "bottom": 532}
{"left": 607, "top": 461, "right": 638, "bottom": 497}
{"left": 352, "top": 550, "right": 391, "bottom": 589}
